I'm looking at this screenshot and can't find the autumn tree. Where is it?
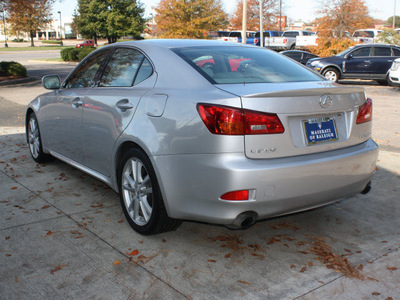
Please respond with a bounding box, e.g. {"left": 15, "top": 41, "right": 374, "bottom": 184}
{"left": 155, "top": 0, "right": 228, "bottom": 38}
{"left": 230, "top": 0, "right": 281, "bottom": 31}
{"left": 310, "top": 0, "right": 373, "bottom": 57}
{"left": 5, "top": 0, "right": 54, "bottom": 47}
{"left": 315, "top": 0, "right": 373, "bottom": 39}
{"left": 74, "top": 0, "right": 146, "bottom": 44}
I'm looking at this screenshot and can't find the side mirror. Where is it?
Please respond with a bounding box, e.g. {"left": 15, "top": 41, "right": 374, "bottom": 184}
{"left": 346, "top": 54, "right": 353, "bottom": 60}
{"left": 42, "top": 75, "right": 61, "bottom": 90}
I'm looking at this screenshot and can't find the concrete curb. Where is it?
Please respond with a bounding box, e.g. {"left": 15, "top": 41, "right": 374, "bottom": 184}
{"left": 27, "top": 60, "right": 79, "bottom": 65}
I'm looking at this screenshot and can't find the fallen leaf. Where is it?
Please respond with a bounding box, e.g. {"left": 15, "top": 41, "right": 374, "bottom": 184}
{"left": 207, "top": 259, "right": 216, "bottom": 263}
{"left": 41, "top": 205, "right": 50, "bottom": 209}
{"left": 128, "top": 250, "right": 139, "bottom": 256}
{"left": 117, "top": 220, "right": 124, "bottom": 223}
{"left": 46, "top": 230, "right": 52, "bottom": 236}
{"left": 298, "top": 251, "right": 309, "bottom": 255}
{"left": 387, "top": 267, "right": 397, "bottom": 271}
{"left": 237, "top": 280, "right": 251, "bottom": 285}
{"left": 5, "top": 236, "right": 10, "bottom": 240}
{"left": 300, "top": 266, "right": 307, "bottom": 272}
{"left": 113, "top": 260, "right": 121, "bottom": 266}
{"left": 371, "top": 292, "right": 381, "bottom": 296}
{"left": 224, "top": 253, "right": 231, "bottom": 259}
{"left": 6, "top": 254, "right": 12, "bottom": 257}
{"left": 50, "top": 264, "right": 67, "bottom": 275}
{"left": 14, "top": 276, "right": 18, "bottom": 283}
{"left": 162, "top": 239, "right": 166, "bottom": 243}
{"left": 290, "top": 264, "right": 295, "bottom": 269}
{"left": 11, "top": 187, "right": 17, "bottom": 190}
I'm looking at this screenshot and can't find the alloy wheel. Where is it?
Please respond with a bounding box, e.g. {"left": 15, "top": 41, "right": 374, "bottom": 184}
{"left": 121, "top": 157, "right": 153, "bottom": 226}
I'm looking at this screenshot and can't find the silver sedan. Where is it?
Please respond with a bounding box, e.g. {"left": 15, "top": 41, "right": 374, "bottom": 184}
{"left": 26, "top": 39, "right": 379, "bottom": 235}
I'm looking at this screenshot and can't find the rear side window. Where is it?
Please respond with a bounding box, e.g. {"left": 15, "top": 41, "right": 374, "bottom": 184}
{"left": 173, "top": 46, "right": 322, "bottom": 84}
{"left": 99, "top": 48, "right": 145, "bottom": 87}
{"left": 373, "top": 47, "right": 392, "bottom": 57}
{"left": 393, "top": 48, "right": 400, "bottom": 56}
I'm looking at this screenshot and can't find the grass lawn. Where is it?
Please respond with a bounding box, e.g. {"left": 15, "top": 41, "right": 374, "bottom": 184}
{"left": 0, "top": 46, "right": 67, "bottom": 52}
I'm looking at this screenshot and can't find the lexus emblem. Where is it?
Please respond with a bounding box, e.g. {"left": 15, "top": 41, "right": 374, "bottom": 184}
{"left": 320, "top": 95, "right": 333, "bottom": 108}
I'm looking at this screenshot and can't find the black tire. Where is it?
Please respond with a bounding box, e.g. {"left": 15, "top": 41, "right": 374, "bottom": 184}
{"left": 322, "top": 67, "right": 340, "bottom": 82}
{"left": 118, "top": 148, "right": 182, "bottom": 235}
{"left": 377, "top": 80, "right": 387, "bottom": 85}
{"left": 26, "top": 113, "right": 52, "bottom": 163}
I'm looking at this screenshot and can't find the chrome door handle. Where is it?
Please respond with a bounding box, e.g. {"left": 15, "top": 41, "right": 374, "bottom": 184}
{"left": 388, "top": 60, "right": 393, "bottom": 62}
{"left": 116, "top": 99, "right": 134, "bottom": 112}
{"left": 72, "top": 97, "right": 83, "bottom": 108}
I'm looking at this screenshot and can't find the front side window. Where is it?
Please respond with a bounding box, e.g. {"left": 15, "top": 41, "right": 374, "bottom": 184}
{"left": 99, "top": 48, "right": 145, "bottom": 87}
{"left": 65, "top": 50, "right": 110, "bottom": 89}
{"left": 351, "top": 47, "right": 370, "bottom": 57}
{"left": 173, "top": 46, "right": 322, "bottom": 84}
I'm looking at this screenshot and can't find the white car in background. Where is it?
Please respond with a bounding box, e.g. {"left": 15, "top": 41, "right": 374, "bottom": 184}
{"left": 389, "top": 58, "right": 400, "bottom": 85}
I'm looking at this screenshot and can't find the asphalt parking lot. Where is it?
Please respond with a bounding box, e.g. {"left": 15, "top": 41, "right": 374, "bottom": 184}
{"left": 1, "top": 53, "right": 399, "bottom": 299}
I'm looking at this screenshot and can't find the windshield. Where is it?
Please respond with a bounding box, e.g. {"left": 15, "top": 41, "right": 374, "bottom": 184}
{"left": 336, "top": 47, "right": 355, "bottom": 57}
{"left": 172, "top": 46, "right": 322, "bottom": 84}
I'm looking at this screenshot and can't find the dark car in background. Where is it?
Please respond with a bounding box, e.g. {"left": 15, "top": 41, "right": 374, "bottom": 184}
{"left": 281, "top": 50, "right": 319, "bottom": 65}
{"left": 306, "top": 44, "right": 400, "bottom": 84}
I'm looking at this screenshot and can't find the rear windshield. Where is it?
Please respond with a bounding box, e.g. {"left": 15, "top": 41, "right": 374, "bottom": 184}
{"left": 172, "top": 46, "right": 322, "bottom": 84}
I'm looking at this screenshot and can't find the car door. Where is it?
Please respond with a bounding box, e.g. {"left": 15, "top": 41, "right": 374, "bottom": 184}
{"left": 343, "top": 46, "right": 372, "bottom": 79}
{"left": 369, "top": 46, "right": 395, "bottom": 78}
{"left": 43, "top": 49, "right": 111, "bottom": 163}
{"left": 82, "top": 47, "right": 156, "bottom": 176}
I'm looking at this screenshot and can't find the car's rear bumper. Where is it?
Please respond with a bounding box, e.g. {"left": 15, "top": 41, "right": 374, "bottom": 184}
{"left": 153, "top": 139, "right": 379, "bottom": 225}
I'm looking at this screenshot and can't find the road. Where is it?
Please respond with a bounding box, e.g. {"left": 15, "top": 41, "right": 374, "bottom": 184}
{"left": 1, "top": 51, "right": 399, "bottom": 299}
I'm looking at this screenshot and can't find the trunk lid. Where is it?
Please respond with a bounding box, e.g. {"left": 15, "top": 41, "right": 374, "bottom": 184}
{"left": 216, "top": 81, "right": 370, "bottom": 159}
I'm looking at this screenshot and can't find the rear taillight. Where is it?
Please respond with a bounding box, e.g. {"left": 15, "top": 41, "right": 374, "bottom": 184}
{"left": 197, "top": 104, "right": 284, "bottom": 135}
{"left": 356, "top": 98, "right": 372, "bottom": 124}
{"left": 220, "top": 190, "right": 249, "bottom": 201}
{"left": 283, "top": 38, "right": 287, "bottom": 43}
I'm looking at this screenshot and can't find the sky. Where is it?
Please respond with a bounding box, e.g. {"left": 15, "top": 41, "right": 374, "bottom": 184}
{"left": 53, "top": 0, "right": 399, "bottom": 24}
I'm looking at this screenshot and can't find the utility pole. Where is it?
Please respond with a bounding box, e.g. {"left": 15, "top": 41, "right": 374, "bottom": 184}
{"left": 242, "top": 0, "right": 247, "bottom": 44}
{"left": 58, "top": 11, "right": 63, "bottom": 46}
{"left": 394, "top": 0, "right": 397, "bottom": 29}
{"left": 260, "top": 0, "right": 263, "bottom": 47}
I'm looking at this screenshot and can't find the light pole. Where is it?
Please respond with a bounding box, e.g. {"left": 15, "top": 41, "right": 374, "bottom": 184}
{"left": 394, "top": 0, "right": 397, "bottom": 29}
{"left": 58, "top": 11, "right": 63, "bottom": 46}
{"left": 242, "top": 0, "right": 247, "bottom": 44}
{"left": 2, "top": 9, "right": 7, "bottom": 48}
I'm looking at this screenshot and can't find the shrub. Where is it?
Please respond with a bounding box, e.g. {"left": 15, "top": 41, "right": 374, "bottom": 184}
{"left": 61, "top": 47, "right": 74, "bottom": 61}
{"left": 12, "top": 38, "right": 25, "bottom": 42}
{"left": 41, "top": 40, "right": 62, "bottom": 45}
{"left": 67, "top": 48, "right": 80, "bottom": 61}
{"left": 61, "top": 46, "right": 96, "bottom": 62}
{"left": 0, "top": 61, "right": 27, "bottom": 77}
{"left": 77, "top": 46, "right": 96, "bottom": 61}
{"left": 306, "top": 37, "right": 357, "bottom": 57}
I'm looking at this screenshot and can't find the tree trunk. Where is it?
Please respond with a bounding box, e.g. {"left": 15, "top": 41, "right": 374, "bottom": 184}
{"left": 30, "top": 30, "right": 35, "bottom": 47}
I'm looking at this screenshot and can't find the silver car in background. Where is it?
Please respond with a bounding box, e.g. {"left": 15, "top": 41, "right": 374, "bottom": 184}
{"left": 26, "top": 40, "right": 379, "bottom": 235}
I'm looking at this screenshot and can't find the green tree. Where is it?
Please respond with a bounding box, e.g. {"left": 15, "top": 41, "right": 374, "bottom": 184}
{"left": 376, "top": 28, "right": 400, "bottom": 44}
{"left": 386, "top": 16, "right": 400, "bottom": 28}
{"left": 155, "top": 0, "right": 228, "bottom": 38}
{"left": 74, "top": 0, "right": 146, "bottom": 44}
{"left": 5, "top": 0, "right": 54, "bottom": 47}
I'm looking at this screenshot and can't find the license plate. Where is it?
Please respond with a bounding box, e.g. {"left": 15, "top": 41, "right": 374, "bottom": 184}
{"left": 303, "top": 117, "right": 338, "bottom": 145}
